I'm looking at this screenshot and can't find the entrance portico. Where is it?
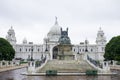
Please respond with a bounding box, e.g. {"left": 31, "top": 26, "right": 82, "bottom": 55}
{"left": 53, "top": 46, "right": 58, "bottom": 59}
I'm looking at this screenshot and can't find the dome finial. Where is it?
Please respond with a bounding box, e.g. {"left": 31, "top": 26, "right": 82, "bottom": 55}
{"left": 11, "top": 26, "right": 13, "bottom": 29}
{"left": 99, "top": 27, "right": 101, "bottom": 30}
{"left": 55, "top": 16, "right": 58, "bottom": 25}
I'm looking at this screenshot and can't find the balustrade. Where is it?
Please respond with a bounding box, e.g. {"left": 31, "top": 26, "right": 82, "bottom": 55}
{"left": 0, "top": 60, "right": 20, "bottom": 68}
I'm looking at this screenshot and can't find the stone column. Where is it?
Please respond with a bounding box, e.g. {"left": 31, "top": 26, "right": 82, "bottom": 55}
{"left": 102, "top": 61, "right": 110, "bottom": 72}
{"left": 11, "top": 61, "right": 14, "bottom": 66}
{"left": 112, "top": 60, "right": 115, "bottom": 66}
{"left": 0, "top": 61, "right": 2, "bottom": 67}
{"left": 102, "top": 62, "right": 105, "bottom": 69}
{"left": 9, "top": 61, "right": 11, "bottom": 67}
{"left": 27, "top": 61, "right": 36, "bottom": 73}
{"left": 0, "top": 61, "right": 3, "bottom": 67}
{"left": 6, "top": 61, "right": 9, "bottom": 67}
{"left": 15, "top": 61, "right": 20, "bottom": 66}
{"left": 50, "top": 45, "right": 53, "bottom": 60}
{"left": 46, "top": 52, "right": 49, "bottom": 60}
{"left": 13, "top": 61, "right": 15, "bottom": 66}
{"left": 106, "top": 61, "right": 110, "bottom": 71}
{"left": 2, "top": 60, "right": 6, "bottom": 67}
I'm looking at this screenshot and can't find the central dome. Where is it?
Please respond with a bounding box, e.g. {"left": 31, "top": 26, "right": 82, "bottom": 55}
{"left": 47, "top": 17, "right": 62, "bottom": 42}
{"left": 48, "top": 24, "right": 61, "bottom": 35}
{"left": 48, "top": 17, "right": 61, "bottom": 36}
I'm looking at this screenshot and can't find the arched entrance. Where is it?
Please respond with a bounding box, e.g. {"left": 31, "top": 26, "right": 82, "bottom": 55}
{"left": 53, "top": 46, "right": 58, "bottom": 59}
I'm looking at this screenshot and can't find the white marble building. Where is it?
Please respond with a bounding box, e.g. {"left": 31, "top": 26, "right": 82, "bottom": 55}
{"left": 6, "top": 18, "right": 106, "bottom": 61}
{"left": 73, "top": 27, "right": 106, "bottom": 61}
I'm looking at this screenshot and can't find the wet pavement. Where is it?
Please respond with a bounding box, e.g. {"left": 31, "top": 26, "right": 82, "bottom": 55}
{"left": 0, "top": 68, "right": 120, "bottom": 80}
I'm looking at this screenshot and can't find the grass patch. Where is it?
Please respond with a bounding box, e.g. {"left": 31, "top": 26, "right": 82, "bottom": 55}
{"left": 20, "top": 61, "right": 28, "bottom": 64}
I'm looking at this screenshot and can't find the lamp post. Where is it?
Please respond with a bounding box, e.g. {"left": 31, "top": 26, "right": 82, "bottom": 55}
{"left": 0, "top": 52, "right": 2, "bottom": 61}
{"left": 45, "top": 38, "right": 48, "bottom": 52}
{"left": 85, "top": 45, "right": 88, "bottom": 52}
{"left": 85, "top": 40, "right": 88, "bottom": 52}
{"left": 77, "top": 45, "right": 79, "bottom": 54}
{"left": 31, "top": 46, "right": 33, "bottom": 61}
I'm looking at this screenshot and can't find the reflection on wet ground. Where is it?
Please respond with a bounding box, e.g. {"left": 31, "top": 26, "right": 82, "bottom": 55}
{"left": 0, "top": 68, "right": 120, "bottom": 80}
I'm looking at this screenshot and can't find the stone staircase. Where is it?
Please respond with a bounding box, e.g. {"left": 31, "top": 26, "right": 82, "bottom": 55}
{"left": 38, "top": 59, "right": 95, "bottom": 73}
{"left": 76, "top": 54, "right": 84, "bottom": 60}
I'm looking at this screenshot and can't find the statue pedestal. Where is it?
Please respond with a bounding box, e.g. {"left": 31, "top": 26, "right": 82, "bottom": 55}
{"left": 57, "top": 44, "right": 75, "bottom": 60}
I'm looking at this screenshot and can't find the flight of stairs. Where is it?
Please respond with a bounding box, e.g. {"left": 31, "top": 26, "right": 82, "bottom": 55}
{"left": 38, "top": 59, "right": 94, "bottom": 73}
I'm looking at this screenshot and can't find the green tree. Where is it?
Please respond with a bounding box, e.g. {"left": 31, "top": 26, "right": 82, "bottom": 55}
{"left": 104, "top": 36, "right": 120, "bottom": 61}
{"left": 0, "top": 38, "right": 15, "bottom": 61}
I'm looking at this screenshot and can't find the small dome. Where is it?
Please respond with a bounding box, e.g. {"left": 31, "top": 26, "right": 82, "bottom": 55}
{"left": 85, "top": 39, "right": 89, "bottom": 44}
{"left": 23, "top": 38, "right": 27, "bottom": 44}
{"left": 6, "top": 26, "right": 17, "bottom": 44}
{"left": 98, "top": 27, "right": 104, "bottom": 34}
{"left": 8, "top": 26, "right": 15, "bottom": 34}
{"left": 9, "top": 26, "right": 14, "bottom": 31}
{"left": 97, "top": 27, "right": 104, "bottom": 38}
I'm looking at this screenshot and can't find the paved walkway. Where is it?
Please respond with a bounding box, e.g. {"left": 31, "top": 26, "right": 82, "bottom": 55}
{"left": 38, "top": 60, "right": 94, "bottom": 73}
{"left": 0, "top": 64, "right": 28, "bottom": 72}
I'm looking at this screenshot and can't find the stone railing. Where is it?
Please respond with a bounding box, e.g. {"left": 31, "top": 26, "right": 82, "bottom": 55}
{"left": 35, "top": 56, "right": 46, "bottom": 68}
{"left": 0, "top": 60, "right": 20, "bottom": 68}
{"left": 27, "top": 56, "right": 47, "bottom": 73}
{"left": 86, "top": 55, "right": 110, "bottom": 72}
{"left": 87, "top": 55, "right": 101, "bottom": 68}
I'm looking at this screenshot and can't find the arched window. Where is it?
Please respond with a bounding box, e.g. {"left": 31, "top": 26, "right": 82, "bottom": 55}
{"left": 102, "top": 47, "right": 104, "bottom": 51}
{"left": 38, "top": 49, "right": 39, "bottom": 52}
{"left": 91, "top": 49, "right": 93, "bottom": 52}
{"left": 29, "top": 48, "right": 31, "bottom": 52}
{"left": 74, "top": 49, "right": 75, "bottom": 52}
{"left": 82, "top": 49, "right": 84, "bottom": 52}
{"left": 79, "top": 49, "right": 81, "bottom": 52}
{"left": 26, "top": 49, "right": 27, "bottom": 52}
{"left": 20, "top": 48, "right": 22, "bottom": 52}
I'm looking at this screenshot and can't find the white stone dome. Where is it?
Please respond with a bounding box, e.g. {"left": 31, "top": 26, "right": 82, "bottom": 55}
{"left": 47, "top": 17, "right": 61, "bottom": 36}
{"left": 23, "top": 38, "right": 27, "bottom": 44}
{"left": 8, "top": 26, "right": 15, "bottom": 34}
{"left": 48, "top": 24, "right": 61, "bottom": 35}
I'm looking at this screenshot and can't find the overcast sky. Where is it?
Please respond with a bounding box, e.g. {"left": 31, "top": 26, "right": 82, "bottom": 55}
{"left": 0, "top": 0, "right": 120, "bottom": 44}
